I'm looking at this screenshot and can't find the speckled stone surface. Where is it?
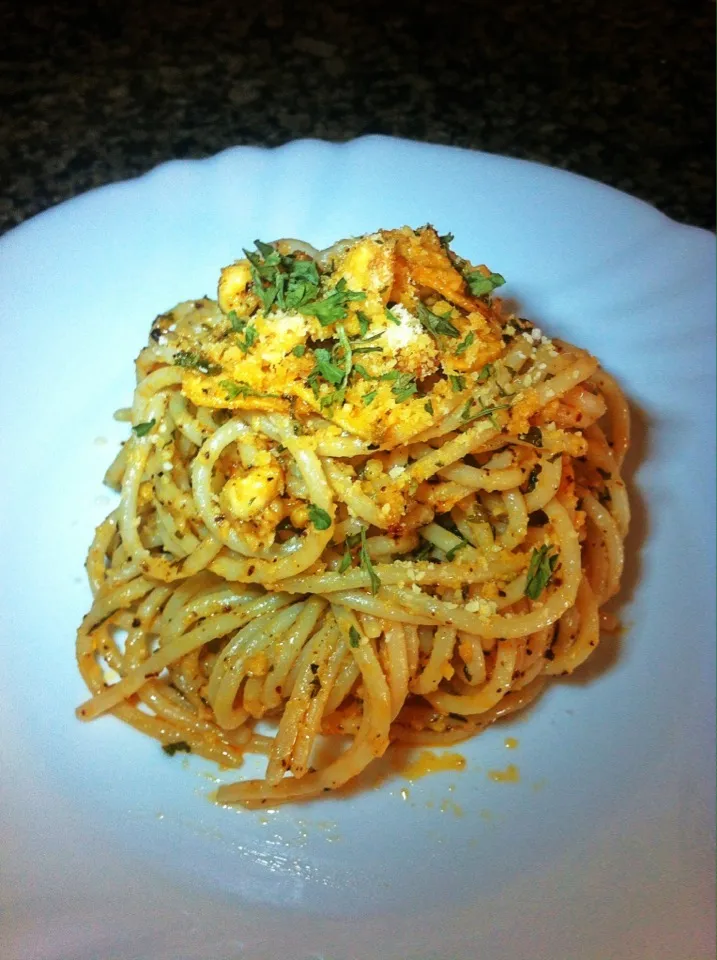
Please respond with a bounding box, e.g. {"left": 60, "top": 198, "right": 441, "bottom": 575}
{"left": 1, "top": 0, "right": 714, "bottom": 237}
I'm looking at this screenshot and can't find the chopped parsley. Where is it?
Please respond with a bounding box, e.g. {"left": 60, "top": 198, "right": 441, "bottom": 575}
{"left": 338, "top": 546, "right": 353, "bottom": 573}
{"left": 449, "top": 374, "right": 466, "bottom": 393}
{"left": 299, "top": 277, "right": 366, "bottom": 327}
{"left": 353, "top": 363, "right": 374, "bottom": 380}
{"left": 162, "top": 740, "right": 192, "bottom": 756}
{"left": 174, "top": 350, "right": 222, "bottom": 375}
{"left": 359, "top": 527, "right": 381, "bottom": 595}
{"left": 390, "top": 372, "right": 418, "bottom": 403}
{"left": 439, "top": 231, "right": 455, "bottom": 249}
{"left": 476, "top": 363, "right": 494, "bottom": 382}
{"left": 465, "top": 270, "right": 506, "bottom": 298}
{"left": 291, "top": 344, "right": 306, "bottom": 357}
{"left": 307, "top": 504, "right": 332, "bottom": 530}
{"left": 424, "top": 400, "right": 434, "bottom": 415}
{"left": 218, "top": 379, "right": 281, "bottom": 401}
{"left": 243, "top": 240, "right": 321, "bottom": 312}
{"left": 461, "top": 400, "right": 511, "bottom": 427}
{"left": 524, "top": 463, "right": 542, "bottom": 493}
{"left": 416, "top": 302, "right": 460, "bottom": 341}
{"left": 519, "top": 425, "right": 543, "bottom": 447}
{"left": 307, "top": 348, "right": 344, "bottom": 399}
{"left": 227, "top": 310, "right": 260, "bottom": 354}
{"left": 363, "top": 389, "right": 378, "bottom": 405}
{"left": 132, "top": 419, "right": 156, "bottom": 437}
{"left": 524, "top": 544, "right": 558, "bottom": 600}
{"left": 455, "top": 332, "right": 475, "bottom": 355}
{"left": 384, "top": 306, "right": 401, "bottom": 326}
{"left": 445, "top": 540, "right": 467, "bottom": 561}
{"left": 412, "top": 540, "right": 434, "bottom": 561}
{"left": 357, "top": 310, "right": 371, "bottom": 337}
{"left": 348, "top": 625, "right": 361, "bottom": 648}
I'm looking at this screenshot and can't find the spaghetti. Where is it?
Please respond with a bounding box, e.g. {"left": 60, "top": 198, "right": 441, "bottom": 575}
{"left": 76, "top": 226, "right": 630, "bottom": 805}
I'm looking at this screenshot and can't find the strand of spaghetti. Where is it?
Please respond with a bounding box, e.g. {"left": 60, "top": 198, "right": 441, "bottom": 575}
{"left": 131, "top": 367, "right": 183, "bottom": 421}
{"left": 290, "top": 627, "right": 346, "bottom": 778}
{"left": 438, "top": 462, "right": 524, "bottom": 492}
{"left": 498, "top": 489, "right": 528, "bottom": 549}
{"left": 216, "top": 607, "right": 391, "bottom": 804}
{"left": 103, "top": 441, "right": 130, "bottom": 489}
{"left": 322, "top": 653, "right": 361, "bottom": 717}
{"left": 590, "top": 368, "right": 631, "bottom": 467}
{"left": 393, "top": 676, "right": 547, "bottom": 745}
{"left": 456, "top": 631, "right": 487, "bottom": 686}
{"left": 533, "top": 348, "right": 598, "bottom": 406}
{"left": 524, "top": 453, "right": 563, "bottom": 513}
{"left": 122, "top": 584, "right": 174, "bottom": 669}
{"left": 279, "top": 550, "right": 522, "bottom": 595}
{"left": 581, "top": 492, "right": 624, "bottom": 603}
{"left": 76, "top": 592, "right": 295, "bottom": 720}
{"left": 410, "top": 626, "right": 457, "bottom": 695}
{"left": 403, "top": 624, "right": 420, "bottom": 679}
{"left": 190, "top": 417, "right": 256, "bottom": 554}
{"left": 261, "top": 596, "right": 327, "bottom": 709}
{"left": 85, "top": 514, "right": 119, "bottom": 594}
{"left": 381, "top": 622, "right": 409, "bottom": 718}
{"left": 321, "top": 459, "right": 388, "bottom": 529}
{"left": 425, "top": 639, "right": 519, "bottom": 715}
{"left": 264, "top": 618, "right": 339, "bottom": 784}
{"left": 210, "top": 604, "right": 305, "bottom": 729}
{"left": 545, "top": 577, "right": 600, "bottom": 675}
{"left": 79, "top": 575, "right": 156, "bottom": 634}
{"left": 168, "top": 392, "right": 214, "bottom": 447}
{"left": 403, "top": 417, "right": 503, "bottom": 485}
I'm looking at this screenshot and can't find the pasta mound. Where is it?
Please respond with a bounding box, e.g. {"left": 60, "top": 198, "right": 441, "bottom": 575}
{"left": 76, "top": 227, "right": 630, "bottom": 805}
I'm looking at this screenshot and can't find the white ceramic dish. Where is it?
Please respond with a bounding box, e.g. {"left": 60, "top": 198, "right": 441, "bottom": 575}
{"left": 0, "top": 136, "right": 714, "bottom": 960}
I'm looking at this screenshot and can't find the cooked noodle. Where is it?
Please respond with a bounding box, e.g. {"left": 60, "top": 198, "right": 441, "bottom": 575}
{"left": 76, "top": 226, "right": 630, "bottom": 805}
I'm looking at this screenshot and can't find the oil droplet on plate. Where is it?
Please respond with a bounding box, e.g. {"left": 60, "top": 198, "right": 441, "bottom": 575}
{"left": 504, "top": 737, "right": 519, "bottom": 750}
{"left": 487, "top": 763, "right": 520, "bottom": 783}
{"left": 398, "top": 749, "right": 466, "bottom": 781}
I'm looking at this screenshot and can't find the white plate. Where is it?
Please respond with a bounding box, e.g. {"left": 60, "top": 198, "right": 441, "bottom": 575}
{"left": 1, "top": 136, "right": 714, "bottom": 960}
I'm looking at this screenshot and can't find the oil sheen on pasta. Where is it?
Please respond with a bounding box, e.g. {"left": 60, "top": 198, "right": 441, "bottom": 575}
{"left": 76, "top": 226, "right": 630, "bottom": 806}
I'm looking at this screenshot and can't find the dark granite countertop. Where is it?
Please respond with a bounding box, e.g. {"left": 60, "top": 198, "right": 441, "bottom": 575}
{"left": 1, "top": 0, "right": 714, "bottom": 237}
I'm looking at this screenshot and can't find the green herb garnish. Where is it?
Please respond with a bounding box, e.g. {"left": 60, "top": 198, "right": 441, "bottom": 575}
{"left": 385, "top": 306, "right": 401, "bottom": 326}
{"left": 390, "top": 373, "right": 418, "bottom": 403}
{"left": 524, "top": 463, "right": 542, "bottom": 493}
{"left": 417, "top": 302, "right": 460, "bottom": 341}
{"left": 524, "top": 544, "right": 558, "bottom": 600}
{"left": 174, "top": 350, "right": 222, "bottom": 375}
{"left": 338, "top": 546, "right": 353, "bottom": 573}
{"left": 357, "top": 310, "right": 371, "bottom": 337}
{"left": 308, "top": 504, "right": 332, "bottom": 530}
{"left": 243, "top": 240, "right": 321, "bottom": 313}
{"left": 476, "top": 363, "right": 494, "bottom": 382}
{"left": 519, "top": 426, "right": 543, "bottom": 447}
{"left": 466, "top": 270, "right": 506, "bottom": 298}
{"left": 218, "top": 379, "right": 281, "bottom": 401}
{"left": 445, "top": 540, "right": 467, "bottom": 561}
{"left": 363, "top": 389, "right": 378, "bottom": 405}
{"left": 132, "top": 419, "right": 156, "bottom": 437}
{"left": 292, "top": 344, "right": 306, "bottom": 357}
{"left": 359, "top": 527, "right": 381, "bottom": 595}
{"left": 299, "top": 277, "right": 366, "bottom": 327}
{"left": 424, "top": 400, "right": 434, "bottom": 415}
{"left": 449, "top": 374, "right": 466, "bottom": 393}
{"left": 348, "top": 625, "right": 361, "bottom": 648}
{"left": 461, "top": 400, "right": 511, "bottom": 424}
{"left": 455, "top": 332, "right": 475, "bottom": 355}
